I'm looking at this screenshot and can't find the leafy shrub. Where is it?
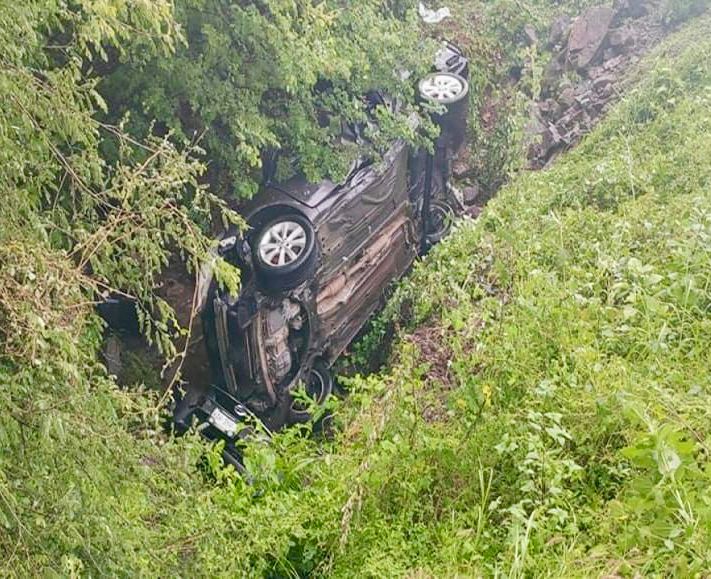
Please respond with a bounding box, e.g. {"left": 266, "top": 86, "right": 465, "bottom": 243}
{"left": 2, "top": 2, "right": 710, "bottom": 577}
{"left": 103, "top": 0, "right": 434, "bottom": 199}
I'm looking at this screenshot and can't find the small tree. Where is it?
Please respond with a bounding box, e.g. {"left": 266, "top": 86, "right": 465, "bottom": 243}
{"left": 104, "top": 0, "right": 433, "bottom": 199}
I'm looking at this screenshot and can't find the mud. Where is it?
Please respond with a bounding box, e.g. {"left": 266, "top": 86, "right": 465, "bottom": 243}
{"left": 409, "top": 325, "right": 455, "bottom": 388}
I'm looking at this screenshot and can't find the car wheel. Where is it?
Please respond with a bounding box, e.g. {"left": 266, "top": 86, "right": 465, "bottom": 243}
{"left": 289, "top": 360, "right": 333, "bottom": 424}
{"left": 418, "top": 72, "right": 469, "bottom": 153}
{"left": 418, "top": 72, "right": 469, "bottom": 106}
{"left": 426, "top": 200, "right": 455, "bottom": 244}
{"left": 252, "top": 213, "right": 318, "bottom": 291}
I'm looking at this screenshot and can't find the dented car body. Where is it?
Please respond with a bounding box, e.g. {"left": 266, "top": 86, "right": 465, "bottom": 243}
{"left": 174, "top": 42, "right": 470, "bottom": 448}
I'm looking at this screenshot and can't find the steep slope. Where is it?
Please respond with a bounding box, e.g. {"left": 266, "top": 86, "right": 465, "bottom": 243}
{"left": 2, "top": 7, "right": 709, "bottom": 578}
{"left": 320, "top": 13, "right": 711, "bottom": 576}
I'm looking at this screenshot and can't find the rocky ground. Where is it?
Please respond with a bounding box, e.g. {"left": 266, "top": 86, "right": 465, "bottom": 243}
{"left": 527, "top": 0, "right": 681, "bottom": 168}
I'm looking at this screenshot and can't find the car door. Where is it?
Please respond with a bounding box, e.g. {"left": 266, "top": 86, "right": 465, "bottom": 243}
{"left": 316, "top": 140, "right": 410, "bottom": 277}
{"left": 314, "top": 140, "right": 418, "bottom": 360}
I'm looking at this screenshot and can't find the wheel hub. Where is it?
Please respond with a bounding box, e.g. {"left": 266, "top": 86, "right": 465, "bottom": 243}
{"left": 420, "top": 73, "right": 465, "bottom": 102}
{"left": 258, "top": 221, "right": 307, "bottom": 267}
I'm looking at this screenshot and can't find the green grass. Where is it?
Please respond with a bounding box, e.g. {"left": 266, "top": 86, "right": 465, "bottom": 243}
{"left": 2, "top": 10, "right": 710, "bottom": 578}
{"left": 317, "top": 14, "right": 711, "bottom": 576}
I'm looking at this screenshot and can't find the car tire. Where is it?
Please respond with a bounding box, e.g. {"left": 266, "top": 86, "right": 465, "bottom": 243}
{"left": 418, "top": 72, "right": 469, "bottom": 153}
{"left": 288, "top": 360, "right": 334, "bottom": 424}
{"left": 426, "top": 200, "right": 455, "bottom": 244}
{"left": 418, "top": 72, "right": 469, "bottom": 106}
{"left": 252, "top": 213, "right": 318, "bottom": 292}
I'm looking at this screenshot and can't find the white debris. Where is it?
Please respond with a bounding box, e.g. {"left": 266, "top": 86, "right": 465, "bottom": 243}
{"left": 418, "top": 2, "right": 451, "bottom": 24}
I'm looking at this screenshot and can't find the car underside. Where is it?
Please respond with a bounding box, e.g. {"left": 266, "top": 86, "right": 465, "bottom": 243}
{"left": 171, "top": 41, "right": 471, "bottom": 459}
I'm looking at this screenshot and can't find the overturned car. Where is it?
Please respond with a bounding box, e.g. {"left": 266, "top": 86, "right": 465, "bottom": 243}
{"left": 174, "top": 42, "right": 470, "bottom": 452}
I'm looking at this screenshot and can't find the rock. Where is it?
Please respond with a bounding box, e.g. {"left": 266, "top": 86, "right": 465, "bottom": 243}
{"left": 462, "top": 185, "right": 481, "bottom": 205}
{"left": 592, "top": 73, "right": 616, "bottom": 92}
{"left": 566, "top": 125, "right": 583, "bottom": 143}
{"left": 613, "top": 0, "right": 648, "bottom": 20}
{"left": 602, "top": 47, "right": 619, "bottom": 61}
{"left": 598, "top": 83, "right": 615, "bottom": 99}
{"left": 560, "top": 106, "right": 584, "bottom": 126}
{"left": 578, "top": 78, "right": 594, "bottom": 94}
{"left": 575, "top": 93, "right": 592, "bottom": 107}
{"left": 548, "top": 15, "right": 572, "bottom": 48}
{"left": 566, "top": 93, "right": 592, "bottom": 110}
{"left": 586, "top": 65, "right": 606, "bottom": 79}
{"left": 452, "top": 158, "right": 472, "bottom": 180}
{"left": 548, "top": 123, "right": 565, "bottom": 145}
{"left": 542, "top": 55, "right": 566, "bottom": 96}
{"left": 568, "top": 4, "right": 615, "bottom": 70}
{"left": 603, "top": 54, "right": 626, "bottom": 70}
{"left": 527, "top": 0, "right": 665, "bottom": 170}
{"left": 525, "top": 105, "right": 547, "bottom": 138}
{"left": 559, "top": 86, "right": 577, "bottom": 109}
{"left": 608, "top": 25, "right": 636, "bottom": 47}
{"left": 533, "top": 125, "right": 561, "bottom": 162}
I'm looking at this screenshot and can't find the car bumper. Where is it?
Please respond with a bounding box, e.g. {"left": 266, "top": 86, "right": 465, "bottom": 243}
{"left": 173, "top": 387, "right": 261, "bottom": 469}
{"left": 174, "top": 389, "right": 251, "bottom": 439}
